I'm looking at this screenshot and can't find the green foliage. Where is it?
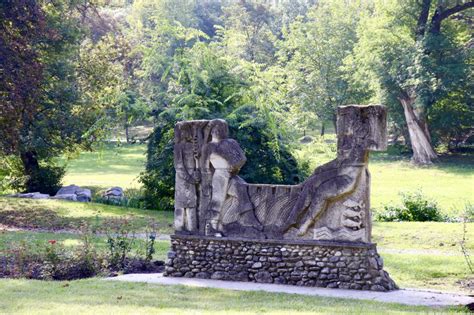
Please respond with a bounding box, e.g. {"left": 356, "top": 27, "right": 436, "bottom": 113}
{"left": 93, "top": 188, "right": 148, "bottom": 209}
{"left": 25, "top": 162, "right": 66, "bottom": 196}
{"left": 428, "top": 91, "right": 474, "bottom": 150}
{"left": 138, "top": 28, "right": 307, "bottom": 209}
{"left": 377, "top": 191, "right": 446, "bottom": 222}
{"left": 140, "top": 124, "right": 175, "bottom": 211}
{"left": 279, "top": 0, "right": 371, "bottom": 133}
{"left": 227, "top": 105, "right": 309, "bottom": 184}
{"left": 0, "top": 156, "right": 64, "bottom": 195}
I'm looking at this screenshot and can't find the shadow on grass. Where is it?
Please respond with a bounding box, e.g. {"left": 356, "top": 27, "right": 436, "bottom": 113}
{"left": 0, "top": 197, "right": 174, "bottom": 234}
{"left": 370, "top": 151, "right": 474, "bottom": 175}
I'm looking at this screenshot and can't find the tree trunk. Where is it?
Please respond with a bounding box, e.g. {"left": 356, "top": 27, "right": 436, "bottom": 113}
{"left": 125, "top": 124, "right": 130, "bottom": 143}
{"left": 332, "top": 114, "right": 337, "bottom": 135}
{"left": 20, "top": 151, "right": 39, "bottom": 192}
{"left": 399, "top": 97, "right": 438, "bottom": 165}
{"left": 124, "top": 110, "right": 131, "bottom": 143}
{"left": 320, "top": 122, "right": 325, "bottom": 136}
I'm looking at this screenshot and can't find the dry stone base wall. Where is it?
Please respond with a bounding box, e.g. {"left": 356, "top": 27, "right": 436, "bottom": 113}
{"left": 165, "top": 235, "right": 398, "bottom": 291}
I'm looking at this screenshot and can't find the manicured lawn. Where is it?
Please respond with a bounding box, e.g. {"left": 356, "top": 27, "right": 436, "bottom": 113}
{"left": 62, "top": 142, "right": 473, "bottom": 214}
{"left": 1, "top": 142, "right": 472, "bottom": 310}
{"left": 1, "top": 199, "right": 472, "bottom": 293}
{"left": 0, "top": 197, "right": 174, "bottom": 234}
{"left": 296, "top": 140, "right": 474, "bottom": 214}
{"left": 0, "top": 278, "right": 467, "bottom": 314}
{"left": 60, "top": 142, "right": 147, "bottom": 190}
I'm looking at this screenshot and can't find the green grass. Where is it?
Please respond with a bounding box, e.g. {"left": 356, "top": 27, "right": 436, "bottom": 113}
{"left": 1, "top": 200, "right": 472, "bottom": 293}
{"left": 1, "top": 140, "right": 473, "bottom": 309}
{"left": 382, "top": 252, "right": 471, "bottom": 292}
{"left": 60, "top": 141, "right": 473, "bottom": 214}
{"left": 60, "top": 142, "right": 147, "bottom": 190}
{"left": 295, "top": 139, "right": 474, "bottom": 214}
{"left": 0, "top": 278, "right": 468, "bottom": 314}
{"left": 0, "top": 197, "right": 174, "bottom": 234}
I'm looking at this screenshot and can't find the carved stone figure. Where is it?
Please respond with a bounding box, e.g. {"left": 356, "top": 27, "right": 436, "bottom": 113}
{"left": 173, "top": 122, "right": 199, "bottom": 233}
{"left": 200, "top": 119, "right": 261, "bottom": 236}
{"left": 172, "top": 105, "right": 387, "bottom": 243}
{"left": 168, "top": 105, "right": 397, "bottom": 291}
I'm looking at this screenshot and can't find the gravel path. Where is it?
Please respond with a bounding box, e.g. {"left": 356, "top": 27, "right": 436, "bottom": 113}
{"left": 107, "top": 273, "right": 474, "bottom": 307}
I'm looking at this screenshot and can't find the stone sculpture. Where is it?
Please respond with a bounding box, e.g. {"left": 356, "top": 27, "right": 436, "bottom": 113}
{"left": 167, "top": 105, "right": 397, "bottom": 291}
{"left": 172, "top": 105, "right": 386, "bottom": 243}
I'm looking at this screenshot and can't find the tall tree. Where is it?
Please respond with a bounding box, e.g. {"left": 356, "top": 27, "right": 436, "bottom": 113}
{"left": 0, "top": 0, "right": 122, "bottom": 192}
{"left": 353, "top": 0, "right": 473, "bottom": 164}
{"left": 279, "top": 0, "right": 370, "bottom": 135}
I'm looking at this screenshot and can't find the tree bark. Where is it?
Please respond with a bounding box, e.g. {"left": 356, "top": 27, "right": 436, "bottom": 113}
{"left": 125, "top": 111, "right": 130, "bottom": 143}
{"left": 20, "top": 150, "right": 40, "bottom": 192}
{"left": 320, "top": 122, "right": 325, "bottom": 136}
{"left": 399, "top": 97, "right": 438, "bottom": 165}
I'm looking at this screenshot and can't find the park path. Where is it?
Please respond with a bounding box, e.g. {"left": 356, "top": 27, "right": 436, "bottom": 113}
{"left": 107, "top": 273, "right": 474, "bottom": 307}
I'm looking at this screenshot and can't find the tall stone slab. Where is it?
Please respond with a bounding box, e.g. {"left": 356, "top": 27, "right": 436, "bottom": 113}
{"left": 166, "top": 105, "right": 397, "bottom": 291}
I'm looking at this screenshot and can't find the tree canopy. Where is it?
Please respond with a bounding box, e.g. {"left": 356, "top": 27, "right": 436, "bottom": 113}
{"left": 1, "top": 0, "right": 472, "bottom": 197}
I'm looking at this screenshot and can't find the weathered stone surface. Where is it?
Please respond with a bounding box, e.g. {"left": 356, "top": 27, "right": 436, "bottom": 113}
{"left": 12, "top": 192, "right": 50, "bottom": 199}
{"left": 255, "top": 271, "right": 273, "bottom": 283}
{"left": 167, "top": 105, "right": 397, "bottom": 291}
{"left": 172, "top": 105, "right": 387, "bottom": 242}
{"left": 102, "top": 187, "right": 124, "bottom": 202}
{"left": 53, "top": 185, "right": 91, "bottom": 202}
{"left": 165, "top": 235, "right": 398, "bottom": 291}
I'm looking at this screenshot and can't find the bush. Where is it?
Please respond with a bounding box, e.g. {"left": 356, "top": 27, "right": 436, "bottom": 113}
{"left": 26, "top": 163, "right": 65, "bottom": 195}
{"left": 93, "top": 188, "right": 148, "bottom": 209}
{"left": 140, "top": 105, "right": 309, "bottom": 211}
{"left": 0, "top": 156, "right": 65, "bottom": 195}
{"left": 376, "top": 191, "right": 446, "bottom": 222}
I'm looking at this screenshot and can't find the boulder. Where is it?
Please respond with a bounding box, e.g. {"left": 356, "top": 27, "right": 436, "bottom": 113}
{"left": 102, "top": 187, "right": 124, "bottom": 201}
{"left": 299, "top": 135, "right": 313, "bottom": 144}
{"left": 13, "top": 192, "right": 50, "bottom": 199}
{"left": 51, "top": 194, "right": 77, "bottom": 201}
{"left": 53, "top": 185, "right": 91, "bottom": 202}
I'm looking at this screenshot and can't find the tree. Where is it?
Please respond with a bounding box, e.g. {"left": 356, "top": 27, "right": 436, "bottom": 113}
{"left": 353, "top": 0, "right": 473, "bottom": 164}
{"left": 218, "top": 0, "right": 277, "bottom": 65}
{"left": 0, "top": 0, "right": 122, "bottom": 192}
{"left": 279, "top": 0, "right": 371, "bottom": 135}
{"left": 140, "top": 41, "right": 307, "bottom": 209}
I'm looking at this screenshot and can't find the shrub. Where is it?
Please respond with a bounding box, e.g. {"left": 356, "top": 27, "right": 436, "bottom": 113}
{"left": 0, "top": 218, "right": 163, "bottom": 280}
{"left": 376, "top": 191, "right": 446, "bottom": 222}
{"left": 140, "top": 105, "right": 309, "bottom": 211}
{"left": 93, "top": 188, "right": 148, "bottom": 209}
{"left": 26, "top": 162, "right": 65, "bottom": 195}
{"left": 0, "top": 156, "right": 65, "bottom": 195}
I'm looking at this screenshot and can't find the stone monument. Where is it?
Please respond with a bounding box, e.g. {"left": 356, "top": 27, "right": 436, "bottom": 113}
{"left": 165, "top": 105, "right": 397, "bottom": 291}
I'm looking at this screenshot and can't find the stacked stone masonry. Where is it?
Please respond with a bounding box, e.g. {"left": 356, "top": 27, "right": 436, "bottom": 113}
{"left": 165, "top": 235, "right": 398, "bottom": 292}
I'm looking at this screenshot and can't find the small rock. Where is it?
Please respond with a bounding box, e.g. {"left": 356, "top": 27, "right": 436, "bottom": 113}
{"left": 255, "top": 271, "right": 273, "bottom": 283}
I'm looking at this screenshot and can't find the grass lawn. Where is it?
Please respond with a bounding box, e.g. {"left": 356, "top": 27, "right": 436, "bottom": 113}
{"left": 60, "top": 142, "right": 146, "bottom": 190}
{"left": 295, "top": 140, "right": 474, "bottom": 214}
{"left": 0, "top": 197, "right": 174, "bottom": 234}
{"left": 1, "top": 141, "right": 473, "bottom": 312}
{"left": 61, "top": 142, "right": 473, "bottom": 214}
{"left": 0, "top": 278, "right": 468, "bottom": 314}
{"left": 1, "top": 198, "right": 472, "bottom": 293}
